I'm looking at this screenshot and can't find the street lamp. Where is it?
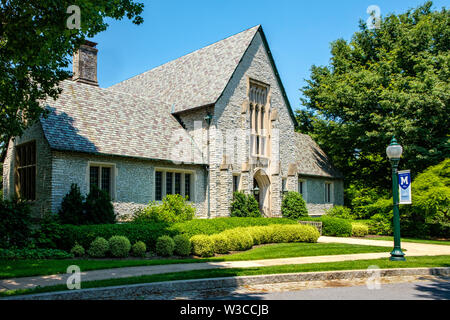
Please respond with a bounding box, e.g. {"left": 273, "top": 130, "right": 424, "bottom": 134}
{"left": 386, "top": 137, "right": 406, "bottom": 261}
{"left": 252, "top": 185, "right": 260, "bottom": 197}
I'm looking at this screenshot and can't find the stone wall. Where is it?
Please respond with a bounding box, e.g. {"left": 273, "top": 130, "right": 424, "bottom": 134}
{"left": 50, "top": 151, "right": 207, "bottom": 218}
{"left": 298, "top": 175, "right": 344, "bottom": 216}
{"left": 211, "top": 30, "right": 298, "bottom": 217}
{"left": 2, "top": 122, "right": 53, "bottom": 218}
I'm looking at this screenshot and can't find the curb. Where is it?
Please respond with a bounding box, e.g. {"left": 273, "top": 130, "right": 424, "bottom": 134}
{"left": 4, "top": 267, "right": 449, "bottom": 300}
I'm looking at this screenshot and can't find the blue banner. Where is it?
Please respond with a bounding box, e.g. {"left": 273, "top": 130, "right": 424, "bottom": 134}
{"left": 398, "top": 170, "right": 412, "bottom": 204}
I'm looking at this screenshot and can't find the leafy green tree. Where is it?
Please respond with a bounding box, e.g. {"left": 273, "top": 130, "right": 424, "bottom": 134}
{"left": 281, "top": 191, "right": 308, "bottom": 220}
{"left": 299, "top": 2, "right": 449, "bottom": 189}
{"left": 58, "top": 183, "right": 85, "bottom": 225}
{"left": 131, "top": 194, "right": 195, "bottom": 224}
{"left": 0, "top": 0, "right": 144, "bottom": 159}
{"left": 405, "top": 159, "right": 449, "bottom": 225}
{"left": 246, "top": 194, "right": 262, "bottom": 218}
{"left": 230, "top": 192, "right": 248, "bottom": 217}
{"left": 84, "top": 185, "right": 116, "bottom": 224}
{"left": 230, "top": 191, "right": 261, "bottom": 218}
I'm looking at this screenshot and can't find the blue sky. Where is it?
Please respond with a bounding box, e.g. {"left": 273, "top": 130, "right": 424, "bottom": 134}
{"left": 91, "top": 0, "right": 448, "bottom": 112}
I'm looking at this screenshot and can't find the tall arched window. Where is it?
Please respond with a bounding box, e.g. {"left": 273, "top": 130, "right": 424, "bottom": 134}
{"left": 249, "top": 81, "right": 269, "bottom": 156}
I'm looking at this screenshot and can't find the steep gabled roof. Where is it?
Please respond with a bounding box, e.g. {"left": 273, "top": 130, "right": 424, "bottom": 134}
{"left": 40, "top": 80, "right": 204, "bottom": 164}
{"left": 108, "top": 26, "right": 260, "bottom": 114}
{"left": 294, "top": 132, "right": 343, "bottom": 178}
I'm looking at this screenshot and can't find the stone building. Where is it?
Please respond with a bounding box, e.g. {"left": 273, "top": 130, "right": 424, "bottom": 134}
{"left": 3, "top": 25, "right": 343, "bottom": 219}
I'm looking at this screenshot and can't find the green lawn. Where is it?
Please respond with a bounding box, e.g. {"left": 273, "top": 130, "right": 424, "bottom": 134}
{"left": 2, "top": 255, "right": 449, "bottom": 298}
{"left": 361, "top": 236, "right": 450, "bottom": 246}
{"left": 0, "top": 242, "right": 392, "bottom": 279}
{"left": 213, "top": 242, "right": 391, "bottom": 261}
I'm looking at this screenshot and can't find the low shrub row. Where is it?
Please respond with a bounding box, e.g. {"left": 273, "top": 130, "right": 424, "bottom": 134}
{"left": 72, "top": 236, "right": 147, "bottom": 258}
{"left": 190, "top": 224, "right": 320, "bottom": 257}
{"left": 0, "top": 248, "right": 73, "bottom": 260}
{"left": 155, "top": 234, "right": 191, "bottom": 257}
{"left": 170, "top": 217, "right": 298, "bottom": 238}
{"left": 57, "top": 222, "right": 176, "bottom": 251}
{"left": 48, "top": 218, "right": 300, "bottom": 252}
{"left": 298, "top": 216, "right": 353, "bottom": 237}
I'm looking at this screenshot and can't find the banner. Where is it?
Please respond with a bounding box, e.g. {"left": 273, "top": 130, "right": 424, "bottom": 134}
{"left": 398, "top": 170, "right": 412, "bottom": 205}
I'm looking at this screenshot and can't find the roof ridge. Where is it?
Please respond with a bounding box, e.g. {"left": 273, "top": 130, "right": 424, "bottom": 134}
{"left": 109, "top": 25, "right": 261, "bottom": 89}
{"left": 65, "top": 79, "right": 173, "bottom": 110}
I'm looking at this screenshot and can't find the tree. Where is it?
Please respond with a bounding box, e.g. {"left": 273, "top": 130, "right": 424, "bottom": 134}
{"left": 230, "top": 191, "right": 261, "bottom": 217}
{"left": 84, "top": 185, "right": 116, "bottom": 224}
{"left": 58, "top": 183, "right": 85, "bottom": 225}
{"left": 0, "top": 0, "right": 144, "bottom": 159}
{"left": 281, "top": 191, "right": 308, "bottom": 220}
{"left": 299, "top": 2, "right": 449, "bottom": 189}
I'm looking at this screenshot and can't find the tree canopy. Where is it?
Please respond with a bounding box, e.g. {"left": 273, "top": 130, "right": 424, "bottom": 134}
{"left": 0, "top": 0, "right": 144, "bottom": 159}
{"left": 298, "top": 1, "right": 449, "bottom": 189}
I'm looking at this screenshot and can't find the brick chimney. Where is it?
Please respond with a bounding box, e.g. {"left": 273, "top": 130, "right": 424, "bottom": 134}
{"left": 72, "top": 40, "right": 99, "bottom": 86}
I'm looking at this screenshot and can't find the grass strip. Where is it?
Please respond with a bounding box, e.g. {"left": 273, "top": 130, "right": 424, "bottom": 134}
{"left": 360, "top": 236, "right": 450, "bottom": 246}
{"left": 1, "top": 255, "right": 449, "bottom": 298}
{"left": 0, "top": 243, "right": 392, "bottom": 279}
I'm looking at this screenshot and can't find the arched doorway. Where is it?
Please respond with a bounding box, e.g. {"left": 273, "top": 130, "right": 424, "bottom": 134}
{"left": 253, "top": 169, "right": 271, "bottom": 216}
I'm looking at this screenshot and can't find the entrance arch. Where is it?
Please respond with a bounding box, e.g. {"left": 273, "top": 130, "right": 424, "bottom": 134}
{"left": 253, "top": 168, "right": 271, "bottom": 217}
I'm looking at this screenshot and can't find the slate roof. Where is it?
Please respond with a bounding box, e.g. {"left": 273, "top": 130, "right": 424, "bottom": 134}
{"left": 40, "top": 80, "right": 204, "bottom": 164}
{"left": 293, "top": 132, "right": 343, "bottom": 178}
{"left": 108, "top": 25, "right": 261, "bottom": 113}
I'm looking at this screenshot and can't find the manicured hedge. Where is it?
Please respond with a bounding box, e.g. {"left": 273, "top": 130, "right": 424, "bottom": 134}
{"left": 170, "top": 217, "right": 297, "bottom": 238}
{"left": 57, "top": 222, "right": 176, "bottom": 251}
{"left": 0, "top": 248, "right": 73, "bottom": 260}
{"left": 298, "top": 216, "right": 353, "bottom": 237}
{"left": 189, "top": 224, "right": 320, "bottom": 256}
{"left": 190, "top": 235, "right": 215, "bottom": 257}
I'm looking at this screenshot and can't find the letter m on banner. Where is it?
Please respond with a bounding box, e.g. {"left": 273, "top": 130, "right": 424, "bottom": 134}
{"left": 398, "top": 170, "right": 412, "bottom": 205}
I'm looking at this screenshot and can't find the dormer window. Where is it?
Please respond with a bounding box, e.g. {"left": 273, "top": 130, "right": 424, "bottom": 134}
{"left": 249, "top": 81, "right": 269, "bottom": 157}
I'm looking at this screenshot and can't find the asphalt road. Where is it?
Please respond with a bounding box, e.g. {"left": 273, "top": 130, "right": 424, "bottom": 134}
{"left": 205, "top": 278, "right": 450, "bottom": 300}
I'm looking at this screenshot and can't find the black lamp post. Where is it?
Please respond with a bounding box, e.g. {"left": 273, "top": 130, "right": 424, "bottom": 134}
{"left": 386, "top": 137, "right": 406, "bottom": 261}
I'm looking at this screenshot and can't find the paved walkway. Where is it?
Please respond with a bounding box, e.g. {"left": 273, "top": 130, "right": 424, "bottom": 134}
{"left": 1, "top": 237, "right": 449, "bottom": 292}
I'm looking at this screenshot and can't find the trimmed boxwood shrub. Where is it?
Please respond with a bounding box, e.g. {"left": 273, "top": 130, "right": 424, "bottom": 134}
{"left": 209, "top": 233, "right": 230, "bottom": 254}
{"left": 269, "top": 224, "right": 320, "bottom": 243}
{"left": 190, "top": 235, "right": 214, "bottom": 257}
{"left": 87, "top": 237, "right": 109, "bottom": 258}
{"left": 108, "top": 236, "right": 131, "bottom": 258}
{"left": 246, "top": 226, "right": 271, "bottom": 245}
{"left": 155, "top": 235, "right": 175, "bottom": 257}
{"left": 320, "top": 216, "right": 353, "bottom": 237}
{"left": 221, "top": 228, "right": 253, "bottom": 251}
{"left": 298, "top": 216, "right": 353, "bottom": 237}
{"left": 173, "top": 234, "right": 191, "bottom": 256}
{"left": 57, "top": 222, "right": 175, "bottom": 251}
{"left": 70, "top": 243, "right": 85, "bottom": 257}
{"left": 352, "top": 222, "right": 369, "bottom": 237}
{"left": 132, "top": 241, "right": 147, "bottom": 257}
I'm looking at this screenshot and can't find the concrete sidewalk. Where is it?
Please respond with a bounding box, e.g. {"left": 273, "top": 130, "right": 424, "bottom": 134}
{"left": 1, "top": 237, "right": 449, "bottom": 292}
